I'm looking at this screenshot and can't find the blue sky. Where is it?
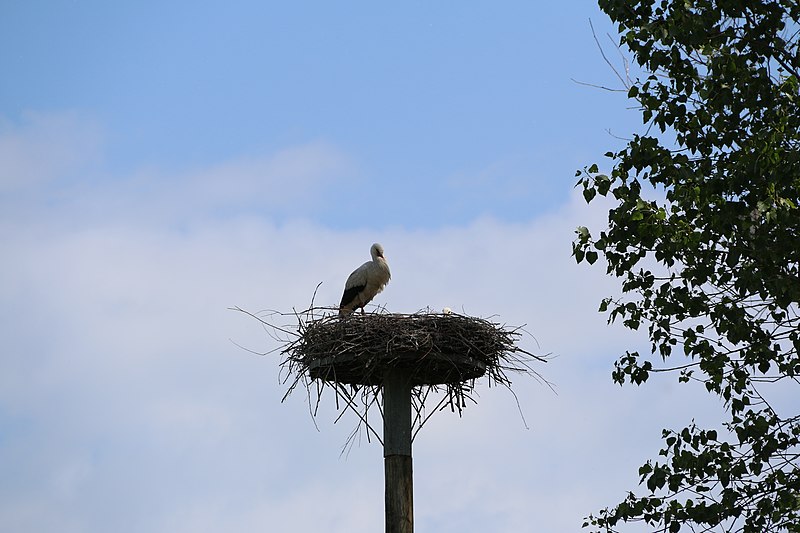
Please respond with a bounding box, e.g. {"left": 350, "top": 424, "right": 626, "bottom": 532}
{"left": 0, "top": 2, "right": 731, "bottom": 532}
{"left": 1, "top": 1, "right": 639, "bottom": 227}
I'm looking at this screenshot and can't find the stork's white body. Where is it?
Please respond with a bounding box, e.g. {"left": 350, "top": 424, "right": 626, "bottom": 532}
{"left": 339, "top": 243, "right": 391, "bottom": 316}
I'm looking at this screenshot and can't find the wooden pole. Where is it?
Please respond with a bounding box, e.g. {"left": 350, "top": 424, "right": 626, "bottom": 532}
{"left": 383, "top": 367, "right": 413, "bottom": 533}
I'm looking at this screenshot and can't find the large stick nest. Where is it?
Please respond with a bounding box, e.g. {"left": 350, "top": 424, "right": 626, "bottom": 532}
{"left": 233, "top": 305, "right": 550, "bottom": 448}
{"left": 294, "top": 312, "right": 542, "bottom": 386}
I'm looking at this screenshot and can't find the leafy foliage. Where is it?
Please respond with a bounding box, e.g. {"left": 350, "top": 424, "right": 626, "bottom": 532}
{"left": 574, "top": 1, "right": 800, "bottom": 531}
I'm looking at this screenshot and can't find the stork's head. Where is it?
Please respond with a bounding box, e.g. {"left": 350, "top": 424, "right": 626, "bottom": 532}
{"left": 370, "top": 242, "right": 385, "bottom": 259}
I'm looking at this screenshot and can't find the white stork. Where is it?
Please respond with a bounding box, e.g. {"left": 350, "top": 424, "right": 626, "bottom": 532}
{"left": 339, "top": 243, "right": 391, "bottom": 316}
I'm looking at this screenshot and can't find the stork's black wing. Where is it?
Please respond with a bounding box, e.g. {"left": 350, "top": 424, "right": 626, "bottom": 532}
{"left": 340, "top": 284, "right": 365, "bottom": 309}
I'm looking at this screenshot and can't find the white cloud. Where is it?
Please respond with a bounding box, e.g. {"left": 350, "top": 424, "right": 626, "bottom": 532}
{"left": 0, "top": 112, "right": 352, "bottom": 229}
{"left": 0, "top": 118, "right": 731, "bottom": 532}
{"left": 130, "top": 141, "right": 352, "bottom": 222}
{"left": 0, "top": 112, "right": 104, "bottom": 193}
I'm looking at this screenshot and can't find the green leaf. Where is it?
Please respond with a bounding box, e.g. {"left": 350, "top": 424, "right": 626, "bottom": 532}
{"left": 573, "top": 246, "right": 585, "bottom": 264}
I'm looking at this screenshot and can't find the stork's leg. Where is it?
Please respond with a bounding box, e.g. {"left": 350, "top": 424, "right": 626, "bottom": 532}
{"left": 360, "top": 307, "right": 365, "bottom": 315}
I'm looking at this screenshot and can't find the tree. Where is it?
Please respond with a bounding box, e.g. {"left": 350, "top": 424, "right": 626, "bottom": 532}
{"left": 574, "top": 1, "right": 800, "bottom": 531}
